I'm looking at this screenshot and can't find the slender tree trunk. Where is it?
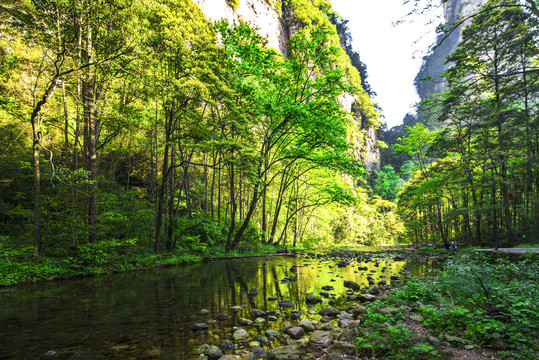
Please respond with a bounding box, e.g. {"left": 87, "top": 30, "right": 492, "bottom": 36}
{"left": 84, "top": 25, "right": 98, "bottom": 244}
{"left": 166, "top": 147, "right": 175, "bottom": 252}
{"left": 155, "top": 105, "right": 173, "bottom": 252}
{"left": 226, "top": 162, "right": 237, "bottom": 252}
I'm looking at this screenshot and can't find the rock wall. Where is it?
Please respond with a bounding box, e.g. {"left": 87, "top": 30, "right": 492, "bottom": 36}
{"left": 415, "top": 0, "right": 486, "bottom": 100}
{"left": 193, "top": 0, "right": 289, "bottom": 55}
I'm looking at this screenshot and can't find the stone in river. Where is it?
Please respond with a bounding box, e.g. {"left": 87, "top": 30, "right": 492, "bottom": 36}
{"left": 200, "top": 308, "right": 210, "bottom": 314}
{"left": 265, "top": 329, "right": 281, "bottom": 338}
{"left": 267, "top": 345, "right": 301, "bottom": 360}
{"left": 298, "top": 319, "right": 315, "bottom": 332}
{"left": 279, "top": 300, "right": 294, "bottom": 308}
{"left": 218, "top": 340, "right": 235, "bottom": 350}
{"left": 305, "top": 293, "right": 321, "bottom": 304}
{"left": 343, "top": 280, "right": 361, "bottom": 291}
{"left": 215, "top": 313, "right": 229, "bottom": 321}
{"left": 309, "top": 330, "right": 333, "bottom": 349}
{"left": 318, "top": 307, "right": 339, "bottom": 317}
{"left": 248, "top": 288, "right": 259, "bottom": 296}
{"left": 238, "top": 318, "right": 253, "bottom": 326}
{"left": 251, "top": 309, "right": 266, "bottom": 318}
{"left": 192, "top": 323, "right": 209, "bottom": 331}
{"left": 268, "top": 297, "right": 278, "bottom": 301}
{"left": 205, "top": 345, "right": 223, "bottom": 360}
{"left": 233, "top": 328, "right": 249, "bottom": 341}
{"left": 251, "top": 346, "right": 267, "bottom": 359}
{"left": 287, "top": 326, "right": 305, "bottom": 339}
{"left": 230, "top": 306, "right": 243, "bottom": 313}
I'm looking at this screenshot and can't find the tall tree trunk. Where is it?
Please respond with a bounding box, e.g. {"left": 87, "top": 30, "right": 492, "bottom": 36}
{"left": 84, "top": 24, "right": 98, "bottom": 244}
{"left": 226, "top": 162, "right": 237, "bottom": 252}
{"left": 155, "top": 105, "right": 173, "bottom": 252}
{"left": 166, "top": 147, "right": 175, "bottom": 252}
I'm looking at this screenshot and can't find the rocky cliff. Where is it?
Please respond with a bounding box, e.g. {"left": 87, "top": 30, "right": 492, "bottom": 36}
{"left": 193, "top": 0, "right": 380, "bottom": 173}
{"left": 415, "top": 0, "right": 486, "bottom": 100}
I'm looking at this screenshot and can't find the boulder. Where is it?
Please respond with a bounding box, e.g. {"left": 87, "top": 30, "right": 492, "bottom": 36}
{"left": 238, "top": 318, "right": 253, "bottom": 326}
{"left": 248, "top": 288, "right": 259, "bottom": 296}
{"left": 233, "top": 328, "right": 249, "bottom": 341}
{"left": 298, "top": 319, "right": 315, "bottom": 332}
{"left": 251, "top": 309, "right": 266, "bottom": 318}
{"left": 267, "top": 345, "right": 301, "bottom": 360}
{"left": 251, "top": 346, "right": 267, "bottom": 359}
{"left": 286, "top": 326, "right": 305, "bottom": 339}
{"left": 305, "top": 293, "right": 322, "bottom": 304}
{"left": 191, "top": 323, "right": 209, "bottom": 331}
{"left": 218, "top": 340, "right": 234, "bottom": 350}
{"left": 343, "top": 280, "right": 361, "bottom": 291}
{"left": 205, "top": 345, "right": 223, "bottom": 360}
{"left": 265, "top": 329, "right": 281, "bottom": 338}
{"left": 215, "top": 313, "right": 229, "bottom": 321}
{"left": 319, "top": 307, "right": 339, "bottom": 317}
{"left": 309, "top": 330, "right": 333, "bottom": 349}
{"left": 254, "top": 335, "right": 271, "bottom": 346}
{"left": 329, "top": 340, "right": 356, "bottom": 356}
{"left": 379, "top": 307, "right": 399, "bottom": 316}
{"left": 279, "top": 300, "right": 295, "bottom": 308}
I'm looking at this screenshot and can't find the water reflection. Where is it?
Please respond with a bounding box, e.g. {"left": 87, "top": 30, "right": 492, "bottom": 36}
{"left": 0, "top": 251, "right": 441, "bottom": 359}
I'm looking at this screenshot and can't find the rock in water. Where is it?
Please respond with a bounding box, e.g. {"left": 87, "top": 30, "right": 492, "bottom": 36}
{"left": 251, "top": 309, "right": 266, "bottom": 318}
{"left": 286, "top": 326, "right": 305, "bottom": 339}
{"left": 233, "top": 328, "right": 249, "bottom": 341}
{"left": 278, "top": 300, "right": 294, "bottom": 308}
{"left": 191, "top": 323, "right": 209, "bottom": 331}
{"left": 205, "top": 345, "right": 223, "bottom": 360}
{"left": 267, "top": 345, "right": 301, "bottom": 360}
{"left": 305, "top": 293, "right": 321, "bottom": 304}
{"left": 343, "top": 280, "right": 361, "bottom": 291}
{"left": 309, "top": 330, "right": 333, "bottom": 349}
{"left": 248, "top": 288, "right": 259, "bottom": 296}
{"left": 215, "top": 313, "right": 228, "bottom": 321}
{"left": 318, "top": 307, "right": 339, "bottom": 317}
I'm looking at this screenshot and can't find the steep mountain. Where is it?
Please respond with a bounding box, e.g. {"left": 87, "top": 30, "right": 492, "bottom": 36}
{"left": 415, "top": 0, "right": 487, "bottom": 100}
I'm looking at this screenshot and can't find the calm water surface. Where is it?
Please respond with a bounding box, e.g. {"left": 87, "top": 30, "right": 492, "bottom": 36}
{"left": 0, "top": 250, "right": 440, "bottom": 359}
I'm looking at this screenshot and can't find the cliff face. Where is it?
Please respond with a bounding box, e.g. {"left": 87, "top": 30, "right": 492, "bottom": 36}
{"left": 415, "top": 0, "right": 486, "bottom": 100}
{"left": 193, "top": 0, "right": 290, "bottom": 55}
{"left": 193, "top": 0, "right": 380, "bottom": 173}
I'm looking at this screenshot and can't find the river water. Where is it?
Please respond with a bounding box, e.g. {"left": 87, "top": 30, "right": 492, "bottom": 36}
{"left": 0, "top": 249, "right": 440, "bottom": 359}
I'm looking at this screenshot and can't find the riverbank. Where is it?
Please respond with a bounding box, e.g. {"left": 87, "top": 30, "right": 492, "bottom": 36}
{"left": 189, "top": 250, "right": 538, "bottom": 360}
{"left": 0, "top": 241, "right": 282, "bottom": 287}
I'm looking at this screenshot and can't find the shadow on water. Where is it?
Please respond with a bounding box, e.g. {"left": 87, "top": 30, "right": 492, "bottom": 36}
{"left": 0, "top": 250, "right": 442, "bottom": 359}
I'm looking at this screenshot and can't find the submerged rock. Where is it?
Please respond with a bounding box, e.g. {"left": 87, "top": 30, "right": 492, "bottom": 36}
{"left": 191, "top": 323, "right": 209, "bottom": 331}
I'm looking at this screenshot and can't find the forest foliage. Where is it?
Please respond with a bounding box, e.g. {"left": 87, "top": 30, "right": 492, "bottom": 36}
{"left": 394, "top": 0, "right": 539, "bottom": 248}
{"left": 0, "top": 0, "right": 402, "bottom": 277}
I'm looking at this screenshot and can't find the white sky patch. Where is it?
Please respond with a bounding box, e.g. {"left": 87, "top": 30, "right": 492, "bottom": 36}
{"left": 331, "top": 0, "right": 443, "bottom": 129}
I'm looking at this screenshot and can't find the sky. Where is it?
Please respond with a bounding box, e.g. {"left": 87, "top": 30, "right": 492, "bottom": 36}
{"left": 331, "top": 0, "right": 444, "bottom": 129}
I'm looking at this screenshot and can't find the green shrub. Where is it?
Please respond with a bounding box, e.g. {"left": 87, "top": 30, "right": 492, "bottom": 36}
{"left": 388, "top": 279, "right": 439, "bottom": 304}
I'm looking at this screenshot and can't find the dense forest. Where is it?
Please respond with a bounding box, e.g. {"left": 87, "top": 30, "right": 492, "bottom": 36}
{"left": 389, "top": 0, "right": 539, "bottom": 249}
{"left": 0, "top": 0, "right": 403, "bottom": 276}
{"left": 1, "top": 0, "right": 538, "bottom": 284}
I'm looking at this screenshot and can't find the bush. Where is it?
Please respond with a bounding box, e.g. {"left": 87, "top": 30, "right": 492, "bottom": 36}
{"left": 388, "top": 278, "right": 439, "bottom": 304}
